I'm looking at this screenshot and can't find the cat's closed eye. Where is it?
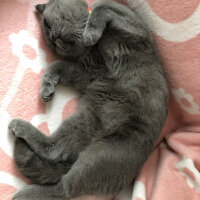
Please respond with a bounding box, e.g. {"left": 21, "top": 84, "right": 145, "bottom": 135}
{"left": 44, "top": 18, "right": 51, "bottom": 29}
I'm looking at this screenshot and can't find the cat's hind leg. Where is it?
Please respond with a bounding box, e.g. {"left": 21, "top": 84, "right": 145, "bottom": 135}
{"left": 9, "top": 119, "right": 55, "bottom": 161}
{"left": 14, "top": 138, "right": 71, "bottom": 184}
{"left": 61, "top": 133, "right": 152, "bottom": 200}
{"left": 13, "top": 181, "right": 66, "bottom": 200}
{"left": 9, "top": 107, "right": 95, "bottom": 163}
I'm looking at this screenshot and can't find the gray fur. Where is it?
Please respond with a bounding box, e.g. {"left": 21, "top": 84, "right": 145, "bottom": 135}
{"left": 10, "top": 0, "right": 169, "bottom": 199}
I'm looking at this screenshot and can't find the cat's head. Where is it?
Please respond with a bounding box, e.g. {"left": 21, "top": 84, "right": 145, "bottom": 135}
{"left": 35, "top": 0, "right": 89, "bottom": 60}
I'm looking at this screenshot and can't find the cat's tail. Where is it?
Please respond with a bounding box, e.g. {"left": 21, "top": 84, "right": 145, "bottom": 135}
{"left": 14, "top": 138, "right": 72, "bottom": 184}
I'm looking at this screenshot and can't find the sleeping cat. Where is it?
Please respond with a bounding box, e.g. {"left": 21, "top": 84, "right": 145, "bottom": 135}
{"left": 10, "top": 0, "right": 169, "bottom": 199}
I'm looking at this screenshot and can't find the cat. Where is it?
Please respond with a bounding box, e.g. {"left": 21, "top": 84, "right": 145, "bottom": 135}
{"left": 10, "top": 0, "right": 169, "bottom": 199}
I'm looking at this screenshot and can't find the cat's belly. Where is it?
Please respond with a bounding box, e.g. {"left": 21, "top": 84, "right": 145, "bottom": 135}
{"left": 80, "top": 91, "right": 134, "bottom": 134}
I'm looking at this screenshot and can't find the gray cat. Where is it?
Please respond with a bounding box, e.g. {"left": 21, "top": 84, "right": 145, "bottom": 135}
{"left": 9, "top": 0, "right": 169, "bottom": 199}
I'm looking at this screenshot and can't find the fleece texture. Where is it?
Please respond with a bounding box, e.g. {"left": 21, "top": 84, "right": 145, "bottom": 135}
{"left": 0, "top": 0, "right": 200, "bottom": 199}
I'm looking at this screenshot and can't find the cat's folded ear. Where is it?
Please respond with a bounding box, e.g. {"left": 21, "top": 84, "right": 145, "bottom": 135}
{"left": 35, "top": 4, "right": 46, "bottom": 14}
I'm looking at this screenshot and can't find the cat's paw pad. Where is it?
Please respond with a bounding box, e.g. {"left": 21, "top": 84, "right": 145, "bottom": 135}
{"left": 40, "top": 85, "right": 55, "bottom": 102}
{"left": 8, "top": 119, "right": 28, "bottom": 138}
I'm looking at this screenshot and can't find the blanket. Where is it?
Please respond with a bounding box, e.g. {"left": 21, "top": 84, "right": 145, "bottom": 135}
{"left": 0, "top": 0, "right": 200, "bottom": 199}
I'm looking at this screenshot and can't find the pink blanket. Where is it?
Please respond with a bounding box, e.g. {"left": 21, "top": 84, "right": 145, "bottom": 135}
{"left": 0, "top": 0, "right": 200, "bottom": 199}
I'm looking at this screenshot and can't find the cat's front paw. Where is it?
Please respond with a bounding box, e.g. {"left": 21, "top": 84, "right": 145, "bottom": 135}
{"left": 9, "top": 119, "right": 30, "bottom": 138}
{"left": 83, "top": 29, "right": 102, "bottom": 46}
{"left": 40, "top": 74, "right": 59, "bottom": 102}
{"left": 40, "top": 84, "right": 55, "bottom": 102}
